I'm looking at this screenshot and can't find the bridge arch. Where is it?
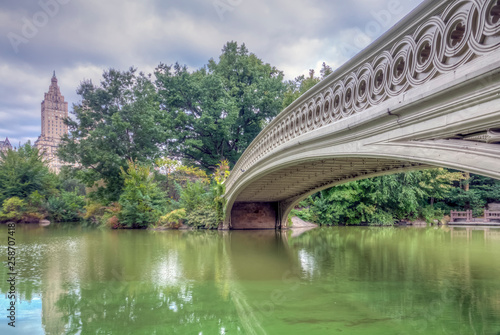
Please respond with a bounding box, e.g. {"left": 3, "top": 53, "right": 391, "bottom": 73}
{"left": 223, "top": 0, "right": 500, "bottom": 229}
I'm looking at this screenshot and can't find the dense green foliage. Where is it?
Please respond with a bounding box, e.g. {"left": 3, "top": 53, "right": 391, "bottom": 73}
{"left": 0, "top": 144, "right": 86, "bottom": 223}
{"left": 157, "top": 208, "right": 186, "bottom": 228}
{"left": 53, "top": 42, "right": 286, "bottom": 228}
{"left": 0, "top": 197, "right": 25, "bottom": 222}
{"left": 118, "top": 161, "right": 166, "bottom": 228}
{"left": 294, "top": 169, "right": 468, "bottom": 225}
{"left": 156, "top": 42, "right": 287, "bottom": 171}
{"left": 59, "top": 68, "right": 170, "bottom": 202}
{"left": 437, "top": 174, "right": 500, "bottom": 217}
{"left": 45, "top": 191, "right": 86, "bottom": 222}
{"left": 0, "top": 143, "right": 58, "bottom": 204}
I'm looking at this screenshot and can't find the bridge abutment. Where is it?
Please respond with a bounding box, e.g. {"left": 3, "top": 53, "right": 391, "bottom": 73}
{"left": 229, "top": 202, "right": 285, "bottom": 230}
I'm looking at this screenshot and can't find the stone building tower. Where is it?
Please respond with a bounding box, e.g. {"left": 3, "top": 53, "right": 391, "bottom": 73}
{"left": 0, "top": 137, "right": 12, "bottom": 153}
{"left": 35, "top": 72, "right": 69, "bottom": 172}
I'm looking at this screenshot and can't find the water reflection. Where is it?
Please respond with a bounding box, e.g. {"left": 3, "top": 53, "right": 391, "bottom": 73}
{"left": 0, "top": 225, "right": 499, "bottom": 334}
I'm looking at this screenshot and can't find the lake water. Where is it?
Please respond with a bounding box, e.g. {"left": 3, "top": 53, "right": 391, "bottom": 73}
{"left": 1, "top": 224, "right": 500, "bottom": 334}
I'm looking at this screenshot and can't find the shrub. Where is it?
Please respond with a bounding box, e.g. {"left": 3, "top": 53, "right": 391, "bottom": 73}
{"left": 83, "top": 202, "right": 107, "bottom": 224}
{"left": 184, "top": 203, "right": 219, "bottom": 229}
{"left": 45, "top": 191, "right": 85, "bottom": 222}
{"left": 118, "top": 160, "right": 166, "bottom": 228}
{"left": 101, "top": 202, "right": 123, "bottom": 228}
{"left": 158, "top": 208, "right": 187, "bottom": 229}
{"left": 418, "top": 205, "right": 444, "bottom": 224}
{"left": 0, "top": 197, "right": 25, "bottom": 222}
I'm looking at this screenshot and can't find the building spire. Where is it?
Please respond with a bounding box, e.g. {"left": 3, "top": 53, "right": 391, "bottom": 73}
{"left": 51, "top": 70, "right": 58, "bottom": 84}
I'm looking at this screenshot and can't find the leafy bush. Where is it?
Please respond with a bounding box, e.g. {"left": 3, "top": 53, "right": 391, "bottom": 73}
{"left": 83, "top": 202, "right": 107, "bottom": 224}
{"left": 174, "top": 180, "right": 210, "bottom": 213}
{"left": 0, "top": 143, "right": 58, "bottom": 204}
{"left": 0, "top": 197, "right": 25, "bottom": 222}
{"left": 102, "top": 202, "right": 123, "bottom": 229}
{"left": 184, "top": 203, "right": 219, "bottom": 229}
{"left": 418, "top": 206, "right": 444, "bottom": 224}
{"left": 118, "top": 160, "right": 166, "bottom": 228}
{"left": 45, "top": 191, "right": 85, "bottom": 222}
{"left": 158, "top": 209, "right": 187, "bottom": 229}
{"left": 294, "top": 169, "right": 464, "bottom": 226}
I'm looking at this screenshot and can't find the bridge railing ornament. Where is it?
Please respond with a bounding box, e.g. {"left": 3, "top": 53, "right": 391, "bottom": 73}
{"left": 226, "top": 0, "right": 500, "bottom": 191}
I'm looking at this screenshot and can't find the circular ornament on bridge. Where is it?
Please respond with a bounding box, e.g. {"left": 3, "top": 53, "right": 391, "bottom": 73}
{"left": 343, "top": 87, "right": 354, "bottom": 117}
{"left": 278, "top": 121, "right": 284, "bottom": 144}
{"left": 306, "top": 102, "right": 315, "bottom": 130}
{"left": 314, "top": 96, "right": 324, "bottom": 128}
{"left": 436, "top": 2, "right": 475, "bottom": 72}
{"left": 409, "top": 20, "right": 440, "bottom": 86}
{"left": 274, "top": 128, "right": 280, "bottom": 148}
{"left": 387, "top": 38, "right": 413, "bottom": 96}
{"left": 300, "top": 107, "right": 307, "bottom": 134}
{"left": 369, "top": 53, "right": 390, "bottom": 105}
{"left": 354, "top": 66, "right": 372, "bottom": 112}
{"left": 469, "top": 0, "right": 500, "bottom": 54}
{"left": 332, "top": 91, "right": 342, "bottom": 120}
{"left": 341, "top": 75, "right": 356, "bottom": 117}
{"left": 284, "top": 117, "right": 290, "bottom": 139}
{"left": 294, "top": 110, "right": 301, "bottom": 136}
{"left": 322, "top": 88, "right": 334, "bottom": 124}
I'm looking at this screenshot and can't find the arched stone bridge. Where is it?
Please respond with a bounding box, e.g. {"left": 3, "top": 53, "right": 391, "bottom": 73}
{"left": 223, "top": 0, "right": 500, "bottom": 229}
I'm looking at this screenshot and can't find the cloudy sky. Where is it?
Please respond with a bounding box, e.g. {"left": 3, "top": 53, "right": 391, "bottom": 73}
{"left": 0, "top": 0, "right": 423, "bottom": 146}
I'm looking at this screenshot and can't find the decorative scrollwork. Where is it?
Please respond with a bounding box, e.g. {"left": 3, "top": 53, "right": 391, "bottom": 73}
{"left": 227, "top": 0, "right": 500, "bottom": 191}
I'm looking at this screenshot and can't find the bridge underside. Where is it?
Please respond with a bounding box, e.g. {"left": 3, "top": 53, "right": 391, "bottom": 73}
{"left": 230, "top": 158, "right": 430, "bottom": 230}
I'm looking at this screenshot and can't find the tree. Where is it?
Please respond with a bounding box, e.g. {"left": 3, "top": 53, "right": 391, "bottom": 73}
{"left": 59, "top": 68, "right": 169, "bottom": 202}
{"left": 283, "top": 64, "right": 333, "bottom": 108}
{"left": 443, "top": 174, "right": 500, "bottom": 216}
{"left": 0, "top": 143, "right": 58, "bottom": 204}
{"left": 155, "top": 42, "right": 287, "bottom": 170}
{"left": 296, "top": 169, "right": 464, "bottom": 225}
{"left": 320, "top": 62, "right": 333, "bottom": 78}
{"left": 118, "top": 160, "right": 166, "bottom": 228}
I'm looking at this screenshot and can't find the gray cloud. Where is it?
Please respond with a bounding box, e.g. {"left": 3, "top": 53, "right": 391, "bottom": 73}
{"left": 0, "top": 0, "right": 423, "bottom": 145}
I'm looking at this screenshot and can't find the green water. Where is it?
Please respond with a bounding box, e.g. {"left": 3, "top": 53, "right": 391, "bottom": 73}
{"left": 1, "top": 224, "right": 500, "bottom": 334}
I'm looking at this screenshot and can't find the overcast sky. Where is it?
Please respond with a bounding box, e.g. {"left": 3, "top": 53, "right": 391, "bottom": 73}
{"left": 0, "top": 0, "right": 423, "bottom": 146}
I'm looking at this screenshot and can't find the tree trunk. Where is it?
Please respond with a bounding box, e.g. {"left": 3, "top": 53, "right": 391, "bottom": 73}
{"left": 464, "top": 172, "right": 470, "bottom": 192}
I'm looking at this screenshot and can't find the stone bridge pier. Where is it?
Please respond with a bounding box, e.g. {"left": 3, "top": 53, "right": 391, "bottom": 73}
{"left": 229, "top": 202, "right": 285, "bottom": 230}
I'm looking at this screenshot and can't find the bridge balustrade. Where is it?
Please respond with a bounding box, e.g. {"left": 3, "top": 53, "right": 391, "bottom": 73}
{"left": 226, "top": 0, "right": 500, "bottom": 192}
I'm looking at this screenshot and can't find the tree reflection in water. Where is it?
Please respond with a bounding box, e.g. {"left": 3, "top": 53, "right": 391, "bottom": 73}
{"left": 1, "top": 225, "right": 500, "bottom": 334}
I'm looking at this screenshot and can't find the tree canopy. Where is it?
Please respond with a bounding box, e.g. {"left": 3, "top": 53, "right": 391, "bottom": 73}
{"left": 59, "top": 68, "right": 170, "bottom": 202}
{"left": 155, "top": 41, "right": 287, "bottom": 171}
{"left": 0, "top": 143, "right": 58, "bottom": 204}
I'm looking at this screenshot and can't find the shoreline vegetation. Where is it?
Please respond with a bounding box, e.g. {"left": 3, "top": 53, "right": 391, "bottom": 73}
{"left": 1, "top": 42, "right": 499, "bottom": 229}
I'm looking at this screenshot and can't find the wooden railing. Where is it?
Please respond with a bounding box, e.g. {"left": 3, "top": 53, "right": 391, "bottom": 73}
{"left": 450, "top": 210, "right": 473, "bottom": 222}
{"left": 484, "top": 210, "right": 500, "bottom": 222}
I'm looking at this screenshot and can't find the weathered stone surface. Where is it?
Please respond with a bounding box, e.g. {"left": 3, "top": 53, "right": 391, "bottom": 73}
{"left": 488, "top": 203, "right": 500, "bottom": 211}
{"left": 291, "top": 216, "right": 317, "bottom": 228}
{"left": 39, "top": 220, "right": 51, "bottom": 226}
{"left": 231, "top": 202, "right": 277, "bottom": 230}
